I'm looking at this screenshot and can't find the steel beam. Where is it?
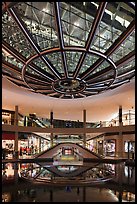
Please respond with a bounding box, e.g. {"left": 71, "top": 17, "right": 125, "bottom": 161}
{"left": 80, "top": 20, "right": 135, "bottom": 80}
{"left": 8, "top": 7, "right": 61, "bottom": 79}
{"left": 53, "top": 2, "right": 68, "bottom": 78}
{"left": 2, "top": 41, "right": 54, "bottom": 82}
{"left": 73, "top": 2, "right": 107, "bottom": 79}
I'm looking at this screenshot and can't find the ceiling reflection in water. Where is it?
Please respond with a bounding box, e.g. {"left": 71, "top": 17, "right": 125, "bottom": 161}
{"left": 2, "top": 162, "right": 135, "bottom": 202}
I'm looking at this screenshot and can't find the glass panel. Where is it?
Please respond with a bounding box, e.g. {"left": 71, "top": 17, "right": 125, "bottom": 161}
{"left": 79, "top": 54, "right": 99, "bottom": 74}
{"left": 61, "top": 2, "right": 94, "bottom": 47}
{"left": 33, "top": 57, "right": 53, "bottom": 75}
{"left": 91, "top": 73, "right": 114, "bottom": 82}
{"left": 92, "top": 61, "right": 110, "bottom": 75}
{"left": 45, "top": 52, "right": 64, "bottom": 74}
{"left": 16, "top": 2, "right": 59, "bottom": 50}
{"left": 26, "top": 65, "right": 52, "bottom": 83}
{"left": 2, "top": 49, "right": 24, "bottom": 69}
{"left": 90, "top": 2, "right": 135, "bottom": 53}
{"left": 2, "top": 11, "right": 36, "bottom": 58}
{"left": 26, "top": 65, "right": 40, "bottom": 77}
{"left": 65, "top": 51, "right": 82, "bottom": 75}
{"left": 110, "top": 31, "right": 135, "bottom": 62}
{"left": 117, "top": 59, "right": 135, "bottom": 75}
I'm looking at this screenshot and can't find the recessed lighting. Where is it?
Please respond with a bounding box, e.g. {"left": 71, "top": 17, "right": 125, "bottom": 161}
{"left": 74, "top": 22, "right": 79, "bottom": 27}
{"left": 42, "top": 8, "right": 49, "bottom": 13}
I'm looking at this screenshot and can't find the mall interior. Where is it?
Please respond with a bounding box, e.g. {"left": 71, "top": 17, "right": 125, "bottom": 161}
{"left": 2, "top": 2, "right": 135, "bottom": 202}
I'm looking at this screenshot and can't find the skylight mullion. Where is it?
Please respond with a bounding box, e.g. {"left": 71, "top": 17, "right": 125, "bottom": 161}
{"left": 2, "top": 40, "right": 26, "bottom": 64}
{"left": 8, "top": 7, "right": 61, "bottom": 80}
{"left": 105, "top": 20, "right": 135, "bottom": 57}
{"left": 80, "top": 19, "right": 135, "bottom": 80}
{"left": 117, "top": 70, "right": 135, "bottom": 78}
{"left": 85, "top": 50, "right": 135, "bottom": 83}
{"left": 115, "top": 50, "right": 135, "bottom": 68}
{"left": 53, "top": 2, "right": 68, "bottom": 78}
{"left": 73, "top": 2, "right": 107, "bottom": 79}
{"left": 2, "top": 40, "right": 54, "bottom": 82}
{"left": 85, "top": 2, "right": 107, "bottom": 51}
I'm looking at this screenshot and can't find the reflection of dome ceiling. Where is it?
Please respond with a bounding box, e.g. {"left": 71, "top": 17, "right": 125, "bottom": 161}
{"left": 2, "top": 2, "right": 135, "bottom": 99}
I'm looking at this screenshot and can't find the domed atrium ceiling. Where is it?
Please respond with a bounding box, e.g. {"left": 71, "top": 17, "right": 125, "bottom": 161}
{"left": 2, "top": 2, "right": 135, "bottom": 99}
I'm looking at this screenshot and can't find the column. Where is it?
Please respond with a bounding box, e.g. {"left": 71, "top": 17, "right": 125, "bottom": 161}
{"left": 83, "top": 110, "right": 86, "bottom": 148}
{"left": 39, "top": 137, "right": 41, "bottom": 153}
{"left": 128, "top": 141, "right": 130, "bottom": 160}
{"left": 14, "top": 163, "right": 19, "bottom": 183}
{"left": 49, "top": 189, "right": 53, "bottom": 202}
{"left": 119, "top": 105, "right": 122, "bottom": 126}
{"left": 14, "top": 105, "right": 19, "bottom": 159}
{"left": 83, "top": 187, "right": 86, "bottom": 202}
{"left": 116, "top": 106, "right": 123, "bottom": 158}
{"left": 11, "top": 113, "right": 14, "bottom": 125}
{"left": 50, "top": 111, "right": 54, "bottom": 147}
{"left": 117, "top": 163, "right": 123, "bottom": 202}
{"left": 129, "top": 110, "right": 131, "bottom": 125}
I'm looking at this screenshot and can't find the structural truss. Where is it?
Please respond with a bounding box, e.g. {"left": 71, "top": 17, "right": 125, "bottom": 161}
{"left": 2, "top": 2, "right": 135, "bottom": 99}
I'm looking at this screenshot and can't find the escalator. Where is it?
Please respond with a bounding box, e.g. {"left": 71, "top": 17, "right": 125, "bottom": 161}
{"left": 32, "top": 118, "right": 48, "bottom": 128}
{"left": 27, "top": 114, "right": 50, "bottom": 128}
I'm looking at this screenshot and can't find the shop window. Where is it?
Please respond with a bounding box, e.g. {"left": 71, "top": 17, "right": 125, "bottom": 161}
{"left": 124, "top": 141, "right": 135, "bottom": 153}
{"left": 104, "top": 139, "right": 116, "bottom": 156}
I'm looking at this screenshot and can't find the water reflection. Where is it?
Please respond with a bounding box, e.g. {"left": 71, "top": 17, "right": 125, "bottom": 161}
{"left": 2, "top": 162, "right": 135, "bottom": 202}
{"left": 19, "top": 163, "right": 115, "bottom": 184}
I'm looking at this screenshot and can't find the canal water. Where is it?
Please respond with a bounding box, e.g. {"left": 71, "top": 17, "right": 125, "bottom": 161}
{"left": 2, "top": 162, "right": 135, "bottom": 202}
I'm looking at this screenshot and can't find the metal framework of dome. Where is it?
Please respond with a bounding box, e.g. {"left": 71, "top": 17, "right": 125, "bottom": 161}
{"left": 2, "top": 2, "right": 135, "bottom": 99}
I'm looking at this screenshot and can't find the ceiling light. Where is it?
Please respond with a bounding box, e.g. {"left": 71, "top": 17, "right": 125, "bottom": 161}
{"left": 74, "top": 22, "right": 79, "bottom": 27}
{"left": 42, "top": 8, "right": 49, "bottom": 13}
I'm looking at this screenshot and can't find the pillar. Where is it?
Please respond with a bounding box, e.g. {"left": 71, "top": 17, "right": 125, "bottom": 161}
{"left": 50, "top": 111, "right": 54, "bottom": 147}
{"left": 119, "top": 105, "right": 122, "bottom": 126}
{"left": 83, "top": 110, "right": 86, "bottom": 148}
{"left": 11, "top": 113, "right": 14, "bottom": 125}
{"left": 14, "top": 105, "right": 19, "bottom": 159}
{"left": 49, "top": 189, "right": 53, "bottom": 202}
{"left": 129, "top": 110, "right": 131, "bottom": 125}
{"left": 116, "top": 106, "right": 123, "bottom": 158}
{"left": 117, "top": 163, "right": 123, "bottom": 202}
{"left": 39, "top": 137, "right": 41, "bottom": 153}
{"left": 14, "top": 163, "right": 19, "bottom": 183}
{"left": 128, "top": 141, "right": 130, "bottom": 160}
{"left": 83, "top": 187, "right": 86, "bottom": 202}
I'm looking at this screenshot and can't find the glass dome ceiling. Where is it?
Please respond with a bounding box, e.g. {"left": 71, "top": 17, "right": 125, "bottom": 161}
{"left": 2, "top": 2, "right": 135, "bottom": 99}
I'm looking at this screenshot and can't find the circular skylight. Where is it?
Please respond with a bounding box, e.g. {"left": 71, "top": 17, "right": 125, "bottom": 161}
{"left": 2, "top": 2, "right": 135, "bottom": 99}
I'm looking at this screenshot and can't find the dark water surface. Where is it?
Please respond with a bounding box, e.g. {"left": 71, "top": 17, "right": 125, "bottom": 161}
{"left": 2, "top": 162, "right": 135, "bottom": 202}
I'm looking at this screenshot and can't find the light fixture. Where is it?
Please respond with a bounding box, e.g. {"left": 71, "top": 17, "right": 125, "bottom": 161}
{"left": 42, "top": 8, "right": 49, "bottom": 13}
{"left": 74, "top": 22, "right": 79, "bottom": 27}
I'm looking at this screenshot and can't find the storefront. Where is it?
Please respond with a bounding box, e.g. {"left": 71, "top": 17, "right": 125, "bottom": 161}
{"left": 2, "top": 133, "right": 15, "bottom": 159}
{"left": 104, "top": 139, "right": 116, "bottom": 157}
{"left": 124, "top": 141, "right": 135, "bottom": 159}
{"left": 2, "top": 111, "right": 14, "bottom": 125}
{"left": 2, "top": 132, "right": 50, "bottom": 159}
